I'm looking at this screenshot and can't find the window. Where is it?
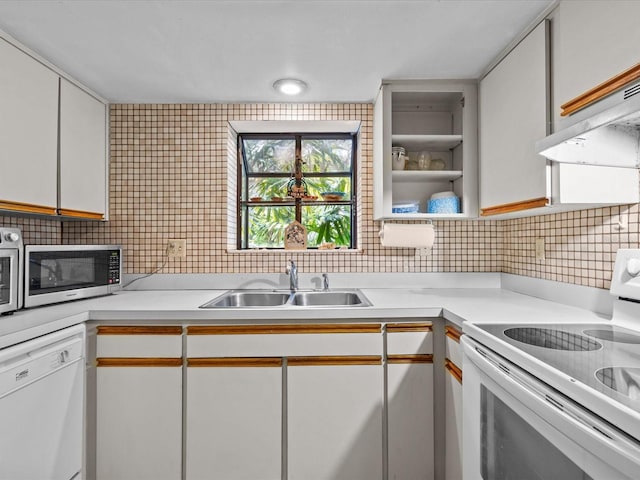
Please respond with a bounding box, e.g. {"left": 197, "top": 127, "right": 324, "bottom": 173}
{"left": 238, "top": 133, "right": 357, "bottom": 249}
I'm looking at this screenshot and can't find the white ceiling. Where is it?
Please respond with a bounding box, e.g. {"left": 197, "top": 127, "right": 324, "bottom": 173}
{"left": 0, "top": 0, "right": 553, "bottom": 103}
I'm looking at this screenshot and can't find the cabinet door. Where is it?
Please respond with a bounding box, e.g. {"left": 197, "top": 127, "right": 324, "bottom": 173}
{"left": 479, "top": 20, "right": 549, "bottom": 215}
{"left": 95, "top": 326, "right": 183, "bottom": 480}
{"left": 444, "top": 366, "right": 463, "bottom": 480}
{"left": 59, "top": 78, "right": 107, "bottom": 218}
{"left": 551, "top": 1, "right": 640, "bottom": 130}
{"left": 185, "top": 360, "right": 282, "bottom": 480}
{"left": 387, "top": 323, "right": 434, "bottom": 480}
{"left": 96, "top": 364, "right": 182, "bottom": 480}
{"left": 0, "top": 38, "right": 58, "bottom": 214}
{"left": 288, "top": 360, "right": 383, "bottom": 480}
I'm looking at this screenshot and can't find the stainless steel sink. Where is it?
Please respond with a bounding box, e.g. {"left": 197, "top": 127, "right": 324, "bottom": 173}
{"left": 200, "top": 290, "right": 291, "bottom": 308}
{"left": 199, "top": 289, "right": 372, "bottom": 308}
{"left": 290, "top": 290, "right": 372, "bottom": 307}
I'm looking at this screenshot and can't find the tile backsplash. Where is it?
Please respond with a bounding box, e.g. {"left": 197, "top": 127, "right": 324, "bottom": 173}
{"left": 1, "top": 102, "right": 637, "bottom": 290}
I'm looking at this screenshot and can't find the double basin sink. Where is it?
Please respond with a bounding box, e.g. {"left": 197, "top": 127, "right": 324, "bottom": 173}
{"left": 200, "top": 289, "right": 372, "bottom": 308}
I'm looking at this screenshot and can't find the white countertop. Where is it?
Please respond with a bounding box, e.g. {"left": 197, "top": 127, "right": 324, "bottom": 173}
{"left": 0, "top": 284, "right": 613, "bottom": 349}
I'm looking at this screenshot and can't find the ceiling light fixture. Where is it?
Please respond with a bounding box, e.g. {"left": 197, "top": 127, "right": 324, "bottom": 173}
{"left": 273, "top": 78, "right": 307, "bottom": 96}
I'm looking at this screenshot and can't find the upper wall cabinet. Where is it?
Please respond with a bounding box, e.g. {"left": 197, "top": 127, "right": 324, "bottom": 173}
{"left": 479, "top": 19, "right": 639, "bottom": 218}
{"left": 550, "top": 0, "right": 640, "bottom": 132}
{"left": 373, "top": 81, "right": 478, "bottom": 220}
{"left": 59, "top": 79, "right": 107, "bottom": 219}
{"left": 0, "top": 35, "right": 107, "bottom": 220}
{"left": 0, "top": 37, "right": 59, "bottom": 215}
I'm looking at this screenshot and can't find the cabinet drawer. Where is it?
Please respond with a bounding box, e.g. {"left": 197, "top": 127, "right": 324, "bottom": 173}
{"left": 186, "top": 324, "right": 382, "bottom": 357}
{"left": 97, "top": 326, "right": 183, "bottom": 358}
{"left": 386, "top": 323, "right": 433, "bottom": 355}
{"left": 445, "top": 325, "right": 462, "bottom": 370}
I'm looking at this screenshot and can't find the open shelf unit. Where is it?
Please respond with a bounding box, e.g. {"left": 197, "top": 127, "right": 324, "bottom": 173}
{"left": 373, "top": 80, "right": 478, "bottom": 219}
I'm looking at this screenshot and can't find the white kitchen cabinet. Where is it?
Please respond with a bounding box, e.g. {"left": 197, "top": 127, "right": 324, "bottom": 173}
{"left": 0, "top": 37, "right": 58, "bottom": 215}
{"left": 59, "top": 79, "right": 107, "bottom": 219}
{"left": 288, "top": 360, "right": 383, "bottom": 480}
{"left": 550, "top": 1, "right": 640, "bottom": 131}
{"left": 479, "top": 19, "right": 639, "bottom": 218}
{"left": 386, "top": 323, "right": 434, "bottom": 480}
{"left": 373, "top": 80, "right": 478, "bottom": 219}
{"left": 444, "top": 325, "right": 463, "bottom": 480}
{"left": 95, "top": 326, "right": 183, "bottom": 480}
{"left": 479, "top": 21, "right": 550, "bottom": 216}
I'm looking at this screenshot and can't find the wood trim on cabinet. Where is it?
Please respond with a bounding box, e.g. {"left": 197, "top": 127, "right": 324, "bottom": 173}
{"left": 386, "top": 323, "right": 432, "bottom": 333}
{"left": 480, "top": 197, "right": 548, "bottom": 216}
{"left": 96, "top": 357, "right": 183, "bottom": 367}
{"left": 187, "top": 324, "right": 382, "bottom": 335}
{"left": 560, "top": 63, "right": 640, "bottom": 117}
{"left": 445, "top": 359, "right": 463, "bottom": 384}
{"left": 0, "top": 199, "right": 57, "bottom": 216}
{"left": 445, "top": 326, "right": 462, "bottom": 343}
{"left": 387, "top": 354, "right": 433, "bottom": 364}
{"left": 97, "top": 326, "right": 183, "bottom": 335}
{"left": 58, "top": 208, "right": 104, "bottom": 220}
{"left": 187, "top": 357, "right": 283, "bottom": 368}
{"left": 287, "top": 355, "right": 382, "bottom": 366}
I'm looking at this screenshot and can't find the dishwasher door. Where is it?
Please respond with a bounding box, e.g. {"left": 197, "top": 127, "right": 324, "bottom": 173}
{"left": 0, "top": 324, "right": 85, "bottom": 480}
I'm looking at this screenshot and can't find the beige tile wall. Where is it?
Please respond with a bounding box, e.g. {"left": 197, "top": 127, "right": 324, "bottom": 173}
{"left": 61, "top": 103, "right": 503, "bottom": 275}
{"left": 2, "top": 103, "right": 636, "bottom": 290}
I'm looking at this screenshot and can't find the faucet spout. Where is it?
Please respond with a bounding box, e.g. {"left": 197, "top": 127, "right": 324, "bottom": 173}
{"left": 287, "top": 260, "right": 298, "bottom": 292}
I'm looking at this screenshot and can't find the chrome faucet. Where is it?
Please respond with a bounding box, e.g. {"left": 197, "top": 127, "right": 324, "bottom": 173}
{"left": 287, "top": 260, "right": 298, "bottom": 292}
{"left": 322, "top": 273, "right": 329, "bottom": 291}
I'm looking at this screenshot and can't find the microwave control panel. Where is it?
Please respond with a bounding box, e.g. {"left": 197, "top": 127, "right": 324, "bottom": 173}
{"left": 108, "top": 251, "right": 121, "bottom": 285}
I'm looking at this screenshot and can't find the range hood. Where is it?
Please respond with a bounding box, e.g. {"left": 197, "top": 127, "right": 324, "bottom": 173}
{"left": 536, "top": 80, "right": 640, "bottom": 168}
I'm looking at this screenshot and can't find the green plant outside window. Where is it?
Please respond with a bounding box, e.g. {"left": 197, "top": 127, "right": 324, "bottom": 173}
{"left": 238, "top": 134, "right": 356, "bottom": 249}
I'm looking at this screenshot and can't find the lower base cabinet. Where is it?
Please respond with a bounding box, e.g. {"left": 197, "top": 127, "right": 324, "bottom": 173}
{"left": 185, "top": 360, "right": 282, "bottom": 480}
{"left": 388, "top": 362, "right": 434, "bottom": 480}
{"left": 287, "top": 361, "right": 383, "bottom": 480}
{"left": 445, "top": 371, "right": 463, "bottom": 480}
{"left": 96, "top": 364, "right": 182, "bottom": 480}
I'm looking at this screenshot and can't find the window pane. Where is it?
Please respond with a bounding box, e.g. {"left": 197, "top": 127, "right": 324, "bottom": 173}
{"left": 247, "top": 177, "right": 291, "bottom": 200}
{"left": 302, "top": 138, "right": 352, "bottom": 173}
{"left": 247, "top": 206, "right": 295, "bottom": 248}
{"left": 304, "top": 177, "right": 352, "bottom": 199}
{"left": 302, "top": 205, "right": 352, "bottom": 248}
{"left": 243, "top": 138, "right": 295, "bottom": 173}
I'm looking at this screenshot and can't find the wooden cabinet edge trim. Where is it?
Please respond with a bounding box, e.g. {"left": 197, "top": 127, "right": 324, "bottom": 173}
{"left": 187, "top": 324, "right": 382, "bottom": 335}
{"left": 480, "top": 197, "right": 548, "bottom": 216}
{"left": 188, "top": 357, "right": 283, "bottom": 367}
{"left": 386, "top": 323, "right": 432, "bottom": 333}
{"left": 96, "top": 357, "right": 182, "bottom": 367}
{"left": 561, "top": 63, "right": 640, "bottom": 117}
{"left": 388, "top": 354, "right": 433, "bottom": 364}
{"left": 288, "top": 355, "right": 382, "bottom": 366}
{"left": 97, "top": 326, "right": 183, "bottom": 335}
{"left": 58, "top": 208, "right": 104, "bottom": 220}
{"left": 445, "top": 358, "right": 463, "bottom": 384}
{"left": 445, "top": 326, "right": 462, "bottom": 343}
{"left": 0, "top": 200, "right": 57, "bottom": 216}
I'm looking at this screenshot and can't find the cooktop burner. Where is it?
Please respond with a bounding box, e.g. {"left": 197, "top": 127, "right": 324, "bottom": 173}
{"left": 583, "top": 327, "right": 640, "bottom": 344}
{"left": 504, "top": 327, "right": 602, "bottom": 351}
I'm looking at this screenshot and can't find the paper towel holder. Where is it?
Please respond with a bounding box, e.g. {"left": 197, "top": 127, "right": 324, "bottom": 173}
{"left": 378, "top": 220, "right": 435, "bottom": 250}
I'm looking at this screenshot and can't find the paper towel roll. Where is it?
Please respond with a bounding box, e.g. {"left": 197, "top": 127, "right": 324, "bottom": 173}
{"left": 379, "top": 223, "right": 435, "bottom": 248}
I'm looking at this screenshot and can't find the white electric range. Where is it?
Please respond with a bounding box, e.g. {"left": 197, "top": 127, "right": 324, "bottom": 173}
{"left": 462, "top": 249, "right": 640, "bottom": 480}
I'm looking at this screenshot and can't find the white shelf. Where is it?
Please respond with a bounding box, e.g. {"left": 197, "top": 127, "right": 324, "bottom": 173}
{"left": 391, "top": 134, "right": 462, "bottom": 151}
{"left": 382, "top": 212, "right": 468, "bottom": 220}
{"left": 392, "top": 170, "right": 462, "bottom": 183}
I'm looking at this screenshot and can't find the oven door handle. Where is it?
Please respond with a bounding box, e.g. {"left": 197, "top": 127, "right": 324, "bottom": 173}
{"left": 462, "top": 335, "right": 640, "bottom": 473}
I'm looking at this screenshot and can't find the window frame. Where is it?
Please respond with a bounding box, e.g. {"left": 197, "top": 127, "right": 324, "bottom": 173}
{"left": 237, "top": 132, "right": 358, "bottom": 250}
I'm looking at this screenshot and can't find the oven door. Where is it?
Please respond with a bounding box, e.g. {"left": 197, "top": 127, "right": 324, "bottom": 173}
{"left": 0, "top": 250, "right": 19, "bottom": 314}
{"left": 462, "top": 335, "right": 640, "bottom": 480}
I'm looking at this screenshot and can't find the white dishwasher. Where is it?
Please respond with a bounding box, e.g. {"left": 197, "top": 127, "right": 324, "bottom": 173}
{"left": 0, "top": 324, "right": 85, "bottom": 480}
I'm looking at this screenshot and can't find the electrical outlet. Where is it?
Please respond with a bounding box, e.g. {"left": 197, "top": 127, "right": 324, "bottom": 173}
{"left": 535, "top": 238, "right": 545, "bottom": 261}
{"left": 167, "top": 239, "right": 186, "bottom": 258}
{"left": 415, "top": 247, "right": 431, "bottom": 257}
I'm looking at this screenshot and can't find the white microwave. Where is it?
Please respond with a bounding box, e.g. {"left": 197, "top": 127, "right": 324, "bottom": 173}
{"left": 24, "top": 245, "right": 121, "bottom": 308}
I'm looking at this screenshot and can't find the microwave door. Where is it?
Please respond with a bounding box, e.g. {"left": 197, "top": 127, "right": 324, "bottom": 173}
{"left": 0, "top": 252, "right": 19, "bottom": 313}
